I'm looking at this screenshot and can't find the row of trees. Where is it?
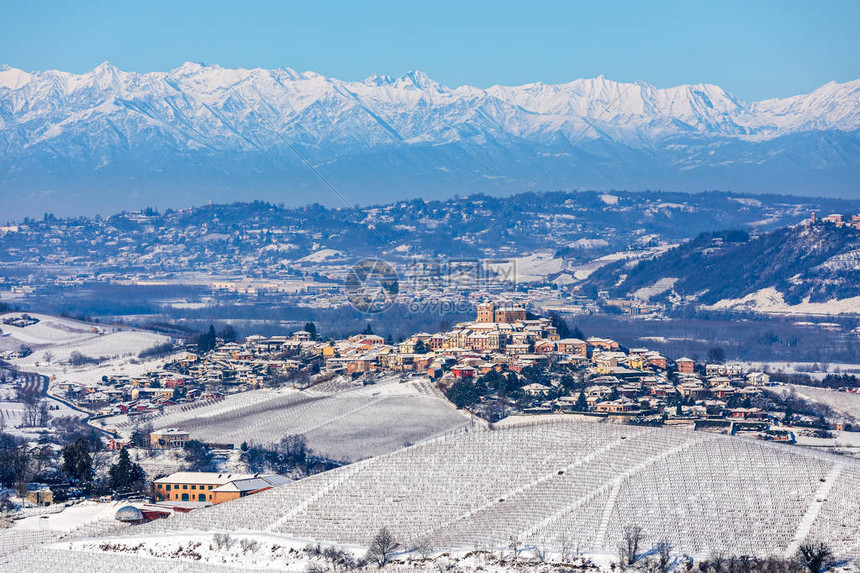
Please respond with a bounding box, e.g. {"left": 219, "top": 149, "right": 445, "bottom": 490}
{"left": 241, "top": 434, "right": 337, "bottom": 476}
{"left": 306, "top": 524, "right": 835, "bottom": 571}
{"left": 60, "top": 438, "right": 146, "bottom": 495}
{"left": 0, "top": 428, "right": 146, "bottom": 499}
{"left": 194, "top": 324, "right": 239, "bottom": 354}
{"left": 445, "top": 365, "right": 587, "bottom": 411}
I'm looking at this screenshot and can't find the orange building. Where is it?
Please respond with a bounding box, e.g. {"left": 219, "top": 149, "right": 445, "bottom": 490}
{"left": 676, "top": 357, "right": 695, "bottom": 374}
{"left": 154, "top": 472, "right": 289, "bottom": 504}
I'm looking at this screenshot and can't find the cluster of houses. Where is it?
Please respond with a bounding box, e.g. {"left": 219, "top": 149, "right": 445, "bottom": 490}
{"left": 58, "top": 334, "right": 324, "bottom": 419}
{"left": 320, "top": 302, "right": 800, "bottom": 430}
{"left": 807, "top": 212, "right": 860, "bottom": 229}
{"left": 51, "top": 301, "right": 830, "bottom": 440}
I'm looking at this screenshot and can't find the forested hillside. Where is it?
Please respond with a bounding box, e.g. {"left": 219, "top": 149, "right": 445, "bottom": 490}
{"left": 584, "top": 223, "right": 860, "bottom": 305}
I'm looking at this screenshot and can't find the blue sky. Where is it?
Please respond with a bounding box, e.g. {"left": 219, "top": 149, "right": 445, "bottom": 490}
{"left": 1, "top": 0, "right": 857, "bottom": 101}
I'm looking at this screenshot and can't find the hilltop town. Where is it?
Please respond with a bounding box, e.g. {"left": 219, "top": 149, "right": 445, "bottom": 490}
{"left": 6, "top": 301, "right": 848, "bottom": 451}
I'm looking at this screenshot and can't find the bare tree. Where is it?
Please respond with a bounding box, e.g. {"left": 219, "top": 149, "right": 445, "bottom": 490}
{"left": 704, "top": 552, "right": 726, "bottom": 573}
{"left": 797, "top": 542, "right": 833, "bottom": 573}
{"left": 619, "top": 525, "right": 644, "bottom": 566}
{"left": 366, "top": 527, "right": 398, "bottom": 567}
{"left": 37, "top": 401, "right": 50, "bottom": 427}
{"left": 212, "top": 533, "right": 233, "bottom": 550}
{"left": 413, "top": 541, "right": 434, "bottom": 561}
{"left": 558, "top": 534, "right": 574, "bottom": 563}
{"left": 507, "top": 534, "right": 521, "bottom": 562}
{"left": 655, "top": 542, "right": 673, "bottom": 573}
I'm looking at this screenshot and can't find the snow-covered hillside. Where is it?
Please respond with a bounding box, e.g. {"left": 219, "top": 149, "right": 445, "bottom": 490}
{"left": 1, "top": 63, "right": 858, "bottom": 216}
{"left": 0, "top": 312, "right": 174, "bottom": 387}
{"left": 4, "top": 420, "right": 859, "bottom": 571}
{"left": 106, "top": 376, "right": 474, "bottom": 462}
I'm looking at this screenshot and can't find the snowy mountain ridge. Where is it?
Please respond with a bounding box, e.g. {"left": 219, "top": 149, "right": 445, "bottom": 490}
{"left": 1, "top": 63, "right": 858, "bottom": 217}
{"left": 3, "top": 62, "right": 858, "bottom": 145}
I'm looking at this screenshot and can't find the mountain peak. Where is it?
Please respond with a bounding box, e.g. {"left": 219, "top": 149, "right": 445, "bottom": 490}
{"left": 0, "top": 65, "right": 31, "bottom": 89}
{"left": 364, "top": 73, "right": 395, "bottom": 86}
{"left": 92, "top": 61, "right": 116, "bottom": 73}
{"left": 396, "top": 69, "right": 440, "bottom": 90}
{"left": 172, "top": 61, "right": 218, "bottom": 74}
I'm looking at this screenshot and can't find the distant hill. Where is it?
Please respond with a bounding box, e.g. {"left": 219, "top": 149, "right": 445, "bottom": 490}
{"left": 583, "top": 223, "right": 860, "bottom": 311}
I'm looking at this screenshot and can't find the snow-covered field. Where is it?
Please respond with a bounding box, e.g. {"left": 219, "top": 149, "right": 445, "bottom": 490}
{"left": 569, "top": 246, "right": 674, "bottom": 281}
{"left": 703, "top": 287, "right": 860, "bottom": 316}
{"left": 632, "top": 277, "right": 678, "bottom": 301}
{"left": 0, "top": 312, "right": 175, "bottom": 388}
{"left": 111, "top": 377, "right": 474, "bottom": 462}
{"left": 13, "top": 501, "right": 125, "bottom": 533}
{"left": 788, "top": 385, "right": 860, "bottom": 421}
{"left": 503, "top": 251, "right": 564, "bottom": 283}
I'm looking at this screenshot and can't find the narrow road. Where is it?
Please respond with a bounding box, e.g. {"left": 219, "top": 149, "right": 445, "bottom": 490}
{"left": 33, "top": 371, "right": 119, "bottom": 438}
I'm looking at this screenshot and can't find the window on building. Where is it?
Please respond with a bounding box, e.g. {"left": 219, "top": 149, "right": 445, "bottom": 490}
{"left": 183, "top": 485, "right": 188, "bottom": 489}
{"left": 181, "top": 493, "right": 189, "bottom": 501}
{"left": 198, "top": 493, "right": 206, "bottom": 501}
{"left": 165, "top": 484, "right": 171, "bottom": 491}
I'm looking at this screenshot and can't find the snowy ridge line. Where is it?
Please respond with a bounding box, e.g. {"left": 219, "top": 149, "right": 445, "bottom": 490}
{"left": 784, "top": 463, "right": 845, "bottom": 557}
{"left": 2, "top": 64, "right": 858, "bottom": 146}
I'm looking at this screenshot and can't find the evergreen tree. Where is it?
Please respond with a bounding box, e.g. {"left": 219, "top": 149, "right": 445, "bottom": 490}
{"left": 304, "top": 322, "right": 318, "bottom": 340}
{"left": 61, "top": 438, "right": 93, "bottom": 485}
{"left": 576, "top": 391, "right": 588, "bottom": 411}
{"left": 183, "top": 440, "right": 216, "bottom": 472}
{"left": 219, "top": 325, "right": 238, "bottom": 343}
{"left": 109, "top": 448, "right": 146, "bottom": 493}
{"left": 549, "top": 312, "right": 571, "bottom": 338}
{"left": 560, "top": 374, "right": 576, "bottom": 391}
{"left": 197, "top": 324, "right": 218, "bottom": 353}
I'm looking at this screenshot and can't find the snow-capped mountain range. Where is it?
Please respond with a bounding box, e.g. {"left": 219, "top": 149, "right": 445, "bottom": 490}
{"left": 1, "top": 62, "right": 858, "bottom": 217}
